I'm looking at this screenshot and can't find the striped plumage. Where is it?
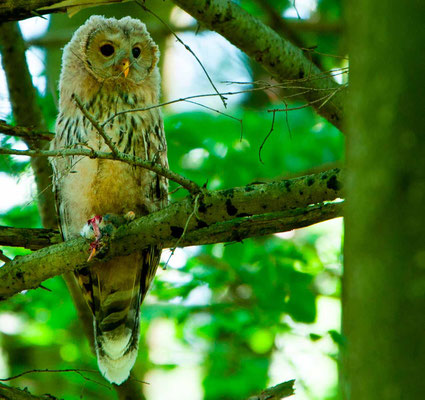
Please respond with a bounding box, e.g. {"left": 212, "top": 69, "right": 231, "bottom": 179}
{"left": 50, "top": 16, "right": 168, "bottom": 384}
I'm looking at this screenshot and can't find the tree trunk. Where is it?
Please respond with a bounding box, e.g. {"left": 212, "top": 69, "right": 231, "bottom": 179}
{"left": 343, "top": 1, "right": 425, "bottom": 399}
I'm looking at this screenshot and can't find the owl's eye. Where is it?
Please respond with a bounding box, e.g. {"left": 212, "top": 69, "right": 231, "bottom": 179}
{"left": 100, "top": 44, "right": 115, "bottom": 57}
{"left": 132, "top": 47, "right": 141, "bottom": 58}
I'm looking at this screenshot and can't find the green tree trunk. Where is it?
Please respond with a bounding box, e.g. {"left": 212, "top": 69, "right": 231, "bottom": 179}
{"left": 343, "top": 1, "right": 425, "bottom": 399}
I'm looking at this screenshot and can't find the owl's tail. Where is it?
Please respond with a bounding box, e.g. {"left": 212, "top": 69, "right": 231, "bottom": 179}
{"left": 78, "top": 248, "right": 160, "bottom": 385}
{"left": 94, "top": 283, "right": 142, "bottom": 385}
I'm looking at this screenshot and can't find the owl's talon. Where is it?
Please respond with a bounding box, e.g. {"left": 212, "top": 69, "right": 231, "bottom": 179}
{"left": 87, "top": 245, "right": 97, "bottom": 262}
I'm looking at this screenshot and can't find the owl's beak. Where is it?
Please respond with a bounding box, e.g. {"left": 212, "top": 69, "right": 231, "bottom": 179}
{"left": 119, "top": 58, "right": 130, "bottom": 78}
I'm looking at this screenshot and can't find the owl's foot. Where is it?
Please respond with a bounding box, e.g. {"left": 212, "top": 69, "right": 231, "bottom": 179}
{"left": 81, "top": 212, "right": 136, "bottom": 261}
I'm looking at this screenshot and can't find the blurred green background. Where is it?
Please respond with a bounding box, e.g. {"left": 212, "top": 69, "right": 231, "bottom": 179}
{"left": 0, "top": 0, "right": 346, "bottom": 398}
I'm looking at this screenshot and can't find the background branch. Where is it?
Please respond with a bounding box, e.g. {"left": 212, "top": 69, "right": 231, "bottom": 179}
{"left": 0, "top": 120, "right": 55, "bottom": 142}
{"left": 0, "top": 22, "right": 57, "bottom": 229}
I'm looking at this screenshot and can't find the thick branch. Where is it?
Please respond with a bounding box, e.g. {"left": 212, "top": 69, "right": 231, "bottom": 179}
{"left": 0, "top": 226, "right": 61, "bottom": 250}
{"left": 0, "top": 1, "right": 63, "bottom": 21}
{"left": 0, "top": 168, "right": 343, "bottom": 300}
{"left": 170, "top": 0, "right": 345, "bottom": 130}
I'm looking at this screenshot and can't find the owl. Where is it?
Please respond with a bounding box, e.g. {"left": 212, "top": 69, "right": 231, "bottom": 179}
{"left": 50, "top": 16, "right": 168, "bottom": 384}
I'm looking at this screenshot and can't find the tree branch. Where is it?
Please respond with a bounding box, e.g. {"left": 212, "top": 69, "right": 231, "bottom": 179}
{"left": 0, "top": 22, "right": 57, "bottom": 229}
{"left": 0, "top": 120, "right": 55, "bottom": 142}
{"left": 247, "top": 379, "right": 295, "bottom": 400}
{"left": 0, "top": 226, "right": 61, "bottom": 250}
{"left": 170, "top": 0, "right": 345, "bottom": 130}
{"left": 0, "top": 168, "right": 343, "bottom": 300}
{"left": 0, "top": 381, "right": 59, "bottom": 400}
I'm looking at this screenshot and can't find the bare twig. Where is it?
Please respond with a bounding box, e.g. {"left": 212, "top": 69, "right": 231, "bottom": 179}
{"left": 0, "top": 368, "right": 111, "bottom": 390}
{"left": 165, "top": 193, "right": 201, "bottom": 268}
{"left": 72, "top": 94, "right": 119, "bottom": 157}
{"left": 259, "top": 109, "right": 276, "bottom": 164}
{"left": 183, "top": 99, "right": 243, "bottom": 140}
{"left": 0, "top": 143, "right": 201, "bottom": 195}
{"left": 101, "top": 75, "right": 347, "bottom": 127}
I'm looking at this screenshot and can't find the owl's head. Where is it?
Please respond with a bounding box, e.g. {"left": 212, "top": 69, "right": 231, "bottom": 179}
{"left": 64, "top": 15, "right": 159, "bottom": 85}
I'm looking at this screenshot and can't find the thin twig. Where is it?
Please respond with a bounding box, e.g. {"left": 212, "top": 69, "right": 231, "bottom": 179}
{"left": 137, "top": 0, "right": 227, "bottom": 108}
{"left": 100, "top": 77, "right": 347, "bottom": 127}
{"left": 0, "top": 147, "right": 201, "bottom": 195}
{"left": 0, "top": 368, "right": 112, "bottom": 390}
{"left": 164, "top": 193, "right": 201, "bottom": 268}
{"left": 183, "top": 99, "right": 243, "bottom": 140}
{"left": 259, "top": 110, "right": 277, "bottom": 164}
{"left": 72, "top": 94, "right": 119, "bottom": 157}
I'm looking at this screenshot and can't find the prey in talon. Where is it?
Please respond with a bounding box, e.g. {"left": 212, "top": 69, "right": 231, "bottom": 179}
{"left": 81, "top": 215, "right": 104, "bottom": 262}
{"left": 81, "top": 213, "right": 136, "bottom": 261}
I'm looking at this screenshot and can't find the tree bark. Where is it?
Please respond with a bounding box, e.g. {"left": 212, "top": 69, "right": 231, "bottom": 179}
{"left": 0, "top": 22, "right": 57, "bottom": 229}
{"left": 343, "top": 1, "right": 425, "bottom": 399}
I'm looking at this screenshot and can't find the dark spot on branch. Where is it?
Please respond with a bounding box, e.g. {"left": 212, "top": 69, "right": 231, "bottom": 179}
{"left": 262, "top": 204, "right": 267, "bottom": 210}
{"left": 321, "top": 174, "right": 328, "bottom": 180}
{"left": 222, "top": 188, "right": 235, "bottom": 198}
{"left": 299, "top": 191, "right": 304, "bottom": 196}
{"left": 198, "top": 200, "right": 212, "bottom": 213}
{"left": 224, "top": 5, "right": 234, "bottom": 22}
{"left": 196, "top": 220, "right": 208, "bottom": 229}
{"left": 285, "top": 181, "right": 292, "bottom": 192}
{"left": 170, "top": 226, "right": 184, "bottom": 238}
{"left": 327, "top": 175, "right": 341, "bottom": 191}
{"left": 226, "top": 199, "right": 238, "bottom": 216}
{"left": 299, "top": 70, "right": 305, "bottom": 79}
{"left": 245, "top": 186, "right": 254, "bottom": 192}
{"left": 307, "top": 178, "right": 314, "bottom": 186}
{"left": 16, "top": 271, "right": 23, "bottom": 279}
